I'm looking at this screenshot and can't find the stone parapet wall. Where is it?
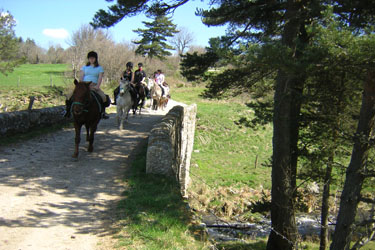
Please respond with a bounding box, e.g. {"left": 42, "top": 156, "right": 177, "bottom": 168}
{"left": 146, "top": 104, "right": 197, "bottom": 197}
{"left": 0, "top": 106, "right": 67, "bottom": 137}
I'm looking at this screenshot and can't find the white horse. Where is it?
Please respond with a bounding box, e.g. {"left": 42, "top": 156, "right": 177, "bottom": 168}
{"left": 149, "top": 78, "right": 169, "bottom": 111}
{"left": 116, "top": 79, "right": 133, "bottom": 130}
{"left": 146, "top": 78, "right": 154, "bottom": 109}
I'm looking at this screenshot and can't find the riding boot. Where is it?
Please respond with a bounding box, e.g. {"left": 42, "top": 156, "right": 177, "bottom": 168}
{"left": 63, "top": 99, "right": 72, "bottom": 118}
{"left": 104, "top": 95, "right": 111, "bottom": 107}
{"left": 102, "top": 107, "right": 109, "bottom": 119}
{"left": 113, "top": 87, "right": 119, "bottom": 105}
{"left": 102, "top": 96, "right": 110, "bottom": 119}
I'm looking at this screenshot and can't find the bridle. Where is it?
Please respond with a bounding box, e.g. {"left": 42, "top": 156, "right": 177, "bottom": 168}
{"left": 71, "top": 90, "right": 91, "bottom": 114}
{"left": 119, "top": 80, "right": 131, "bottom": 95}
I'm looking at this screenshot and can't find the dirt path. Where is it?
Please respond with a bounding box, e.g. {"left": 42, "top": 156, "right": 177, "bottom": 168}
{"left": 0, "top": 103, "right": 178, "bottom": 250}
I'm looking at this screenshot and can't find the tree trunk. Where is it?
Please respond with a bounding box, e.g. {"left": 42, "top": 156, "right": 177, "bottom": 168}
{"left": 320, "top": 74, "right": 345, "bottom": 250}
{"left": 266, "top": 2, "right": 304, "bottom": 249}
{"left": 267, "top": 72, "right": 299, "bottom": 250}
{"left": 330, "top": 70, "right": 375, "bottom": 250}
{"left": 320, "top": 154, "right": 334, "bottom": 250}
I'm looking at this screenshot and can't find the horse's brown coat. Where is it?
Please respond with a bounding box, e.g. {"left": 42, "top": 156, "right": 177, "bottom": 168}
{"left": 71, "top": 79, "right": 101, "bottom": 158}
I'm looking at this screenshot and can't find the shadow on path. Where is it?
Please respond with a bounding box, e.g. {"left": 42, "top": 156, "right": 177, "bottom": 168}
{"left": 0, "top": 109, "right": 167, "bottom": 249}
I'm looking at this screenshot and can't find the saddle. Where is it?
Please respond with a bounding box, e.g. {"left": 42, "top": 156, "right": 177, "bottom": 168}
{"left": 90, "top": 91, "right": 110, "bottom": 114}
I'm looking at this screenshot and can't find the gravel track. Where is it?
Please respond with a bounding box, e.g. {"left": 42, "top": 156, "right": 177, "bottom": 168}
{"left": 0, "top": 105, "right": 174, "bottom": 250}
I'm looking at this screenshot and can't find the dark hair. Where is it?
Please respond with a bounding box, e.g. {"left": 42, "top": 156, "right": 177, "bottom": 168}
{"left": 138, "top": 63, "right": 143, "bottom": 67}
{"left": 157, "top": 69, "right": 162, "bottom": 73}
{"left": 86, "top": 51, "right": 99, "bottom": 67}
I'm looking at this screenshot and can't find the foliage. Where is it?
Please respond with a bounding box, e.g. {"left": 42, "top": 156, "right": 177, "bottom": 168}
{"left": 133, "top": 14, "right": 178, "bottom": 60}
{"left": 0, "top": 10, "right": 23, "bottom": 75}
{"left": 91, "top": 1, "right": 190, "bottom": 28}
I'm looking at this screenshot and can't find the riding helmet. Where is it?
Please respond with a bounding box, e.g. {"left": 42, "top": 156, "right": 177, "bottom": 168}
{"left": 126, "top": 62, "right": 133, "bottom": 68}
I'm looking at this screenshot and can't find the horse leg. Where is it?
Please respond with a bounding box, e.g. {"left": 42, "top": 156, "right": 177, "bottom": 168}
{"left": 88, "top": 124, "right": 97, "bottom": 152}
{"left": 119, "top": 107, "right": 124, "bottom": 130}
{"left": 73, "top": 123, "right": 82, "bottom": 158}
{"left": 116, "top": 105, "right": 122, "bottom": 129}
{"left": 126, "top": 107, "right": 130, "bottom": 120}
{"left": 85, "top": 124, "right": 90, "bottom": 141}
{"left": 139, "top": 99, "right": 143, "bottom": 115}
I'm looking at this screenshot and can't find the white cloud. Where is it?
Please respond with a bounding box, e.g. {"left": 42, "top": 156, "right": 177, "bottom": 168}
{"left": 42, "top": 28, "right": 69, "bottom": 39}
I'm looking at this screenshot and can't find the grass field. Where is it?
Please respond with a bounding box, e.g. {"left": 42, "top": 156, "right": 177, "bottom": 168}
{"left": 0, "top": 64, "right": 70, "bottom": 90}
{"left": 171, "top": 86, "right": 273, "bottom": 221}
{"left": 0, "top": 64, "right": 72, "bottom": 112}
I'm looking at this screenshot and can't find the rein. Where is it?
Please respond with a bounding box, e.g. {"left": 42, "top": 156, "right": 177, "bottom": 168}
{"left": 71, "top": 101, "right": 89, "bottom": 113}
{"left": 71, "top": 91, "right": 102, "bottom": 114}
{"left": 90, "top": 91, "right": 102, "bottom": 114}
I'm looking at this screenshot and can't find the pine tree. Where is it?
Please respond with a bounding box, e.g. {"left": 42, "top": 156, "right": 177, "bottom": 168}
{"left": 133, "top": 14, "right": 178, "bottom": 60}
{"left": 0, "top": 10, "right": 23, "bottom": 75}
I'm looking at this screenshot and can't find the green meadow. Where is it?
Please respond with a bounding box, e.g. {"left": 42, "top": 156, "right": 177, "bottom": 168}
{"left": 0, "top": 64, "right": 71, "bottom": 111}
{"left": 0, "top": 63, "right": 69, "bottom": 90}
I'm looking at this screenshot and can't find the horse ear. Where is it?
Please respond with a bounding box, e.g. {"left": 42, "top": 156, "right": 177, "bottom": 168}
{"left": 74, "top": 79, "right": 78, "bottom": 85}
{"left": 86, "top": 81, "right": 92, "bottom": 86}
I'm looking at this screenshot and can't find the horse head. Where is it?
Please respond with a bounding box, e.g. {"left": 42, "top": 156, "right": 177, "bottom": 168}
{"left": 147, "top": 77, "right": 154, "bottom": 89}
{"left": 119, "top": 79, "right": 130, "bottom": 96}
{"left": 72, "top": 79, "right": 91, "bottom": 116}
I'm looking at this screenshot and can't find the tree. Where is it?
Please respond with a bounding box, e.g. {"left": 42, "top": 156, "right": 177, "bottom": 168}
{"left": 295, "top": 19, "right": 363, "bottom": 249}
{"left": 199, "top": 2, "right": 322, "bottom": 248}
{"left": 19, "top": 38, "right": 45, "bottom": 64}
{"left": 328, "top": 35, "right": 375, "bottom": 250}
{"left": 0, "top": 10, "right": 23, "bottom": 75}
{"left": 46, "top": 44, "right": 65, "bottom": 64}
{"left": 133, "top": 14, "right": 178, "bottom": 60}
{"left": 170, "top": 26, "right": 194, "bottom": 57}
{"left": 67, "top": 24, "right": 140, "bottom": 82}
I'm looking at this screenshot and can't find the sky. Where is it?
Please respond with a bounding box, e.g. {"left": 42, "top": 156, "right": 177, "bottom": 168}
{"left": 0, "top": 0, "right": 227, "bottom": 50}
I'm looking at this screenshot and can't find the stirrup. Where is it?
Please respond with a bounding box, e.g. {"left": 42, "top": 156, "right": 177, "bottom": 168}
{"left": 62, "top": 110, "right": 70, "bottom": 118}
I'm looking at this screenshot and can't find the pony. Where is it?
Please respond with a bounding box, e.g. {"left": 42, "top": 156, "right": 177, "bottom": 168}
{"left": 71, "top": 79, "right": 102, "bottom": 158}
{"left": 150, "top": 79, "right": 168, "bottom": 111}
{"left": 116, "top": 78, "right": 133, "bottom": 130}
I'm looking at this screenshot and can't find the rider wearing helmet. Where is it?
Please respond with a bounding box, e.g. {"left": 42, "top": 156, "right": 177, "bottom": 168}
{"left": 113, "top": 61, "right": 134, "bottom": 105}
{"left": 134, "top": 63, "right": 149, "bottom": 99}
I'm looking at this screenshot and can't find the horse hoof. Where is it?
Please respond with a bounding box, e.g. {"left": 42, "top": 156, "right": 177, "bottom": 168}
{"left": 88, "top": 146, "right": 93, "bottom": 152}
{"left": 72, "top": 153, "right": 78, "bottom": 158}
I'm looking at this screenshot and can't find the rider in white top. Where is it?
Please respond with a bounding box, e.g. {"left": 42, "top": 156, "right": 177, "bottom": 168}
{"left": 156, "top": 69, "right": 167, "bottom": 97}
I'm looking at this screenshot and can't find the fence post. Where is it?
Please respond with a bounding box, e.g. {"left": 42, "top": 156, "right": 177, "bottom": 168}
{"left": 28, "top": 96, "right": 35, "bottom": 111}
{"left": 18, "top": 76, "right": 20, "bottom": 88}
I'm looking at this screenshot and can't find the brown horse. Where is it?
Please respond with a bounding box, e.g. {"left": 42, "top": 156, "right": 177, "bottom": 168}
{"left": 71, "top": 79, "right": 102, "bottom": 158}
{"left": 133, "top": 83, "right": 146, "bottom": 115}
